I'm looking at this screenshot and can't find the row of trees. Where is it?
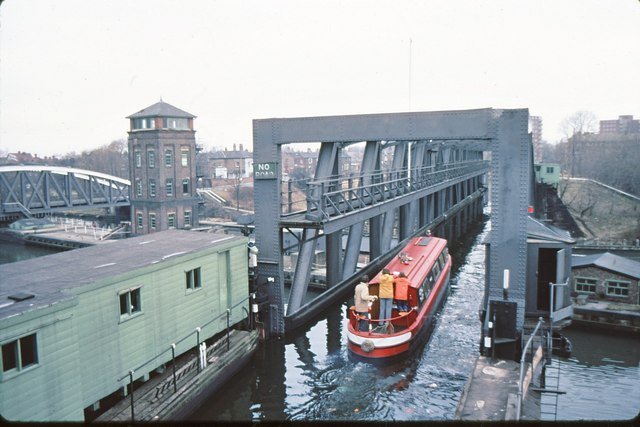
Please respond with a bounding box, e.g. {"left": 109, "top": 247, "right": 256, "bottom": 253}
{"left": 56, "top": 140, "right": 129, "bottom": 179}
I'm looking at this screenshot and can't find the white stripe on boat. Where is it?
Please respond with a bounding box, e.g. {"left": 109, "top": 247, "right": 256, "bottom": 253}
{"left": 347, "top": 330, "right": 412, "bottom": 348}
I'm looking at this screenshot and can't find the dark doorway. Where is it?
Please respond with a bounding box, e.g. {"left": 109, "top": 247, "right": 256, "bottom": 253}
{"left": 536, "top": 248, "right": 558, "bottom": 311}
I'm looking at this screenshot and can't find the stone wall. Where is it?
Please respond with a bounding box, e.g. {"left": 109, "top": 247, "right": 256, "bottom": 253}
{"left": 572, "top": 266, "right": 639, "bottom": 305}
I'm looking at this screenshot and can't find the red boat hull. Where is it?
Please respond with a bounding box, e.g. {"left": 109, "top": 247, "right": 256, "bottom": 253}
{"left": 347, "top": 235, "right": 451, "bottom": 360}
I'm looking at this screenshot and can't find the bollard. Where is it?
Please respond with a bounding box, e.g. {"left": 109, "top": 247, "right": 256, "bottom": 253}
{"left": 195, "top": 327, "right": 201, "bottom": 373}
{"left": 128, "top": 370, "right": 135, "bottom": 421}
{"left": 226, "top": 309, "right": 231, "bottom": 351}
{"left": 171, "top": 344, "right": 177, "bottom": 393}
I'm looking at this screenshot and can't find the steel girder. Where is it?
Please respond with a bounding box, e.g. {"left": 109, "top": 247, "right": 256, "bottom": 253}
{"left": 287, "top": 142, "right": 339, "bottom": 315}
{"left": 253, "top": 108, "right": 529, "bottom": 338}
{"left": 0, "top": 166, "right": 130, "bottom": 217}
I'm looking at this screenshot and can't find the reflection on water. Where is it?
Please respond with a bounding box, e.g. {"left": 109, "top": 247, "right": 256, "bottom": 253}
{"left": 554, "top": 326, "right": 640, "bottom": 421}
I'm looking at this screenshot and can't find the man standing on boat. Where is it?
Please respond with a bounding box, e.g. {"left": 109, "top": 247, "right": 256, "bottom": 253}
{"left": 378, "top": 268, "right": 395, "bottom": 328}
{"left": 394, "top": 271, "right": 410, "bottom": 313}
{"left": 354, "top": 275, "right": 377, "bottom": 332}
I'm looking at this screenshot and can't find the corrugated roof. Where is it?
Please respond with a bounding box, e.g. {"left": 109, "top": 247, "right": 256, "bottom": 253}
{"left": 0, "top": 230, "right": 244, "bottom": 322}
{"left": 572, "top": 252, "right": 640, "bottom": 280}
{"left": 127, "top": 100, "right": 196, "bottom": 119}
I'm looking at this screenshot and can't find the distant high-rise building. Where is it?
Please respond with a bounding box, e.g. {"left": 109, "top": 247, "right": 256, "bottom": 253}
{"left": 127, "top": 100, "right": 199, "bottom": 234}
{"left": 599, "top": 115, "right": 639, "bottom": 134}
{"left": 529, "top": 115, "right": 543, "bottom": 162}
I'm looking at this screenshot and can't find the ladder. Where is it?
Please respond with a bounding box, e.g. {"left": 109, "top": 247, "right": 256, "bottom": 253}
{"left": 537, "top": 357, "right": 565, "bottom": 420}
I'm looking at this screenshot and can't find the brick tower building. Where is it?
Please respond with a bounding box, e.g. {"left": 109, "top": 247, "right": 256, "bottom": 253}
{"left": 127, "top": 100, "right": 199, "bottom": 234}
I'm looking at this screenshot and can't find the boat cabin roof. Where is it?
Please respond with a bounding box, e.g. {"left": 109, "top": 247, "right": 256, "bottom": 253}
{"left": 370, "top": 235, "right": 447, "bottom": 288}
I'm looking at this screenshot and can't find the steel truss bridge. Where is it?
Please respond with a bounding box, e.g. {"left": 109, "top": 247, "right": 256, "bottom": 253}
{"left": 253, "top": 108, "right": 533, "bottom": 337}
{"left": 0, "top": 166, "right": 131, "bottom": 220}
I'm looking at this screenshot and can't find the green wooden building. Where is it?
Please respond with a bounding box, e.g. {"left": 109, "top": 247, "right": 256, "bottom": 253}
{"left": 0, "top": 230, "right": 250, "bottom": 421}
{"left": 534, "top": 162, "right": 561, "bottom": 188}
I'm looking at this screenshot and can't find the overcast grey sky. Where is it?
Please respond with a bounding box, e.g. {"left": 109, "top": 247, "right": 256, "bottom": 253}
{"left": 1, "top": 0, "right": 639, "bottom": 157}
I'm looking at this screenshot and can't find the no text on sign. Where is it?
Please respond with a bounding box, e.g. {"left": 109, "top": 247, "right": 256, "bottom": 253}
{"left": 253, "top": 162, "right": 277, "bottom": 180}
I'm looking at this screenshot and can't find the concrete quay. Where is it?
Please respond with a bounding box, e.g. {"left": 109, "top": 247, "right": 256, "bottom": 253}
{"left": 572, "top": 299, "right": 640, "bottom": 333}
{"left": 1, "top": 225, "right": 118, "bottom": 249}
{"left": 455, "top": 355, "right": 542, "bottom": 421}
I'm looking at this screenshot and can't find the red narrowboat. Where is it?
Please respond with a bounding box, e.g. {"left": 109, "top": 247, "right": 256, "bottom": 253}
{"left": 347, "top": 234, "right": 451, "bottom": 360}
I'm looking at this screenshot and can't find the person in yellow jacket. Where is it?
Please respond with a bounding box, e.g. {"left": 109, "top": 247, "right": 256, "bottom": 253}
{"left": 378, "top": 268, "right": 394, "bottom": 327}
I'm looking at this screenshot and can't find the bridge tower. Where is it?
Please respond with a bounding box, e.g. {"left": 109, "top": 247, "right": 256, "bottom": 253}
{"left": 126, "top": 100, "right": 199, "bottom": 234}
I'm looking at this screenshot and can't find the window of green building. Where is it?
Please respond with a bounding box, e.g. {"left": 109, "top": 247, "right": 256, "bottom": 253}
{"left": 149, "top": 213, "right": 157, "bottom": 230}
{"left": 136, "top": 212, "right": 143, "bottom": 229}
{"left": 148, "top": 150, "right": 155, "bottom": 168}
{"left": 135, "top": 151, "right": 142, "bottom": 168}
{"left": 119, "top": 288, "right": 142, "bottom": 318}
{"left": 165, "top": 149, "right": 173, "bottom": 167}
{"left": 2, "top": 333, "right": 38, "bottom": 373}
{"left": 184, "top": 211, "right": 191, "bottom": 227}
{"left": 168, "top": 213, "right": 176, "bottom": 228}
{"left": 186, "top": 267, "right": 202, "bottom": 290}
{"left": 182, "top": 179, "right": 190, "bottom": 194}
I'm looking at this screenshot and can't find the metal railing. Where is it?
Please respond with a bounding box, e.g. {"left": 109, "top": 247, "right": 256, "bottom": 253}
{"left": 516, "top": 317, "right": 545, "bottom": 420}
{"left": 305, "top": 160, "right": 488, "bottom": 221}
{"left": 115, "top": 294, "right": 255, "bottom": 421}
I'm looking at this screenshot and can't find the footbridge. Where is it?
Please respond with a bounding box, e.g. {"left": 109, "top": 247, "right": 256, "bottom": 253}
{"left": 0, "top": 165, "right": 131, "bottom": 220}
{"left": 253, "top": 108, "right": 531, "bottom": 337}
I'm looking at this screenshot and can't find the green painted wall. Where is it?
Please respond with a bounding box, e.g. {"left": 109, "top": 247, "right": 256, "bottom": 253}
{"left": 0, "top": 236, "right": 249, "bottom": 421}
{"left": 0, "top": 305, "right": 84, "bottom": 421}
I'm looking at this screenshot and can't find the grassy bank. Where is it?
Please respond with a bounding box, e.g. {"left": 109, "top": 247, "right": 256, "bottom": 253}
{"left": 558, "top": 179, "right": 640, "bottom": 241}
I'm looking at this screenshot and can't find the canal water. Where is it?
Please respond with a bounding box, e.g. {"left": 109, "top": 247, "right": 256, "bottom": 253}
{"left": 0, "top": 239, "right": 62, "bottom": 264}
{"left": 190, "top": 213, "right": 485, "bottom": 422}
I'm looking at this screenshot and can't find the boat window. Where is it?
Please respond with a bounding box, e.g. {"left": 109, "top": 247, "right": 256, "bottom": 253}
{"left": 432, "top": 262, "right": 440, "bottom": 279}
{"left": 426, "top": 271, "right": 435, "bottom": 287}
{"left": 417, "top": 287, "right": 425, "bottom": 304}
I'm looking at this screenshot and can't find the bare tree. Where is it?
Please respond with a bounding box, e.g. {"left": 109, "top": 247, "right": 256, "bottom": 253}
{"left": 559, "top": 110, "right": 598, "bottom": 139}
{"left": 57, "top": 140, "right": 128, "bottom": 178}
{"left": 560, "top": 110, "right": 598, "bottom": 177}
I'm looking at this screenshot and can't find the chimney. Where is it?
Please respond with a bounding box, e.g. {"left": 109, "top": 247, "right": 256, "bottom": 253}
{"left": 233, "top": 143, "right": 236, "bottom": 151}
{"left": 239, "top": 143, "right": 243, "bottom": 152}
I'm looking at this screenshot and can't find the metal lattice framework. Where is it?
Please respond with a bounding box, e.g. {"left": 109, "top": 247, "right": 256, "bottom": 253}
{"left": 253, "top": 108, "right": 530, "bottom": 337}
{"left": 0, "top": 166, "right": 131, "bottom": 217}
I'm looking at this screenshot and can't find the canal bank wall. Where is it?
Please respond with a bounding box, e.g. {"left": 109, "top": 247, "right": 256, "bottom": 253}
{"left": 571, "top": 300, "right": 640, "bottom": 333}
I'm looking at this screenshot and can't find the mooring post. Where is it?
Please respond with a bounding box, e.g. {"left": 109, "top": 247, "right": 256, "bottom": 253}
{"left": 226, "top": 309, "right": 231, "bottom": 351}
{"left": 128, "top": 370, "right": 135, "bottom": 421}
{"left": 196, "top": 327, "right": 201, "bottom": 373}
{"left": 171, "top": 343, "right": 177, "bottom": 393}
